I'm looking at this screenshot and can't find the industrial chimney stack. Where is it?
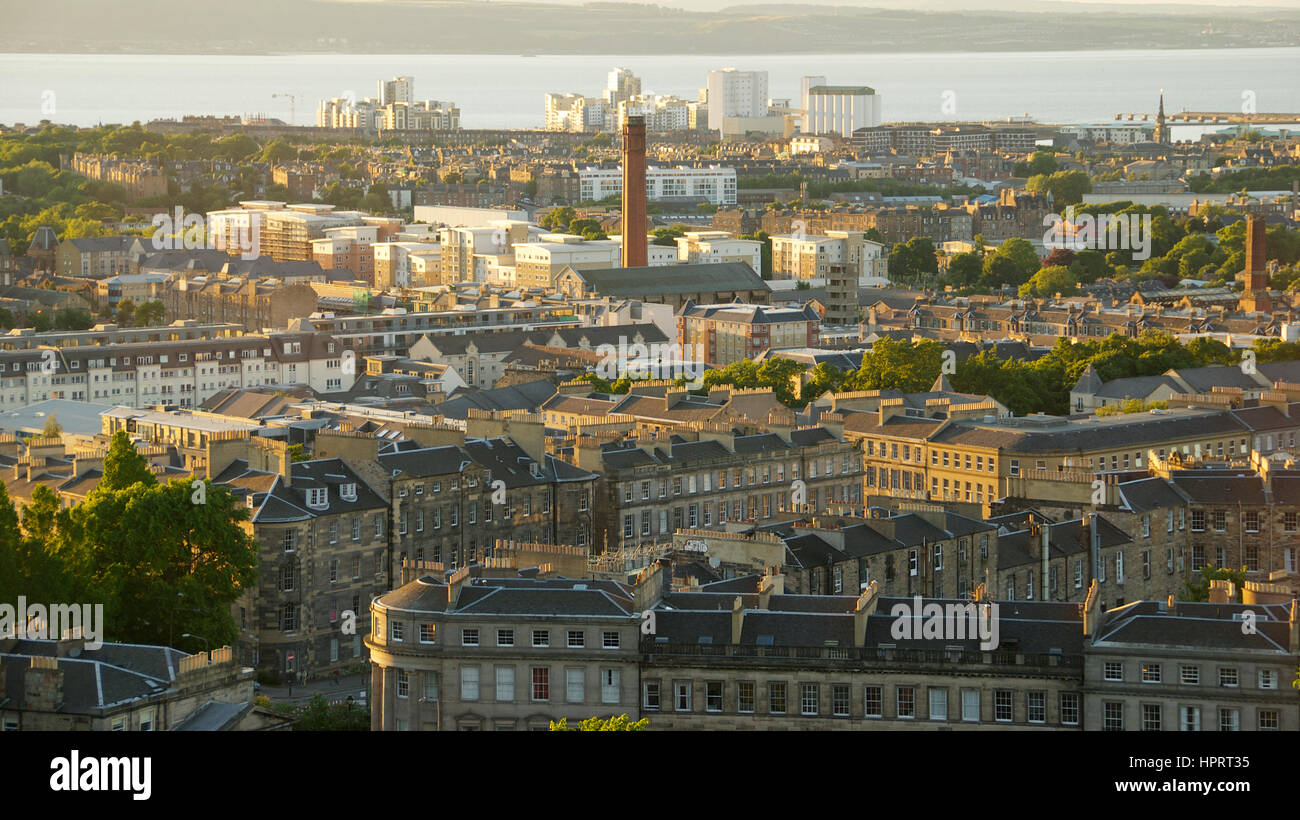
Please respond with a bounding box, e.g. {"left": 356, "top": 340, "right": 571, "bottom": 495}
{"left": 621, "top": 115, "right": 648, "bottom": 269}
{"left": 1246, "top": 214, "right": 1267, "bottom": 274}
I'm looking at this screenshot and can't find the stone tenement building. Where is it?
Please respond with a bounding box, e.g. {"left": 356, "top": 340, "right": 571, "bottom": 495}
{"left": 0, "top": 638, "right": 271, "bottom": 731}
{"left": 571, "top": 414, "right": 862, "bottom": 551}
{"left": 367, "top": 563, "right": 641, "bottom": 731}
{"left": 367, "top": 565, "right": 1299, "bottom": 730}
{"left": 314, "top": 412, "right": 599, "bottom": 569}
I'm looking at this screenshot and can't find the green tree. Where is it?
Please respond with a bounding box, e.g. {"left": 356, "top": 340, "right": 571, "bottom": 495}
{"left": 739, "top": 231, "right": 772, "bottom": 278}
{"left": 284, "top": 693, "right": 369, "bottom": 731}
{"left": 1027, "top": 170, "right": 1091, "bottom": 206}
{"left": 287, "top": 443, "right": 310, "bottom": 462}
{"left": 134, "top": 300, "right": 167, "bottom": 327}
{"left": 1182, "top": 566, "right": 1248, "bottom": 602}
{"left": 550, "top": 714, "right": 649, "bottom": 731}
{"left": 100, "top": 430, "right": 157, "bottom": 493}
{"left": 1018, "top": 265, "right": 1078, "bottom": 298}
{"left": 863, "top": 228, "right": 885, "bottom": 245}
{"left": 541, "top": 206, "right": 576, "bottom": 232}
{"left": 115, "top": 298, "right": 136, "bottom": 327}
{"left": 888, "top": 237, "right": 938, "bottom": 285}
{"left": 42, "top": 414, "right": 62, "bottom": 438}
{"left": 21, "top": 484, "right": 61, "bottom": 544}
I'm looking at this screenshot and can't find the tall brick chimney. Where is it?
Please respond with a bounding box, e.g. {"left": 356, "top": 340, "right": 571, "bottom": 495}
{"left": 1246, "top": 215, "right": 1267, "bottom": 275}
{"left": 621, "top": 115, "right": 647, "bottom": 269}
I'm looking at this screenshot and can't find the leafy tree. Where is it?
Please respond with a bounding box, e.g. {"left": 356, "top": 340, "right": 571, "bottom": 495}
{"left": 863, "top": 228, "right": 885, "bottom": 244}
{"left": 981, "top": 237, "right": 1040, "bottom": 289}
{"left": 287, "top": 443, "right": 310, "bottom": 462}
{"left": 134, "top": 300, "right": 167, "bottom": 327}
{"left": 1182, "top": 566, "right": 1248, "bottom": 602}
{"left": 115, "top": 298, "right": 136, "bottom": 327}
{"left": 850, "top": 337, "right": 947, "bottom": 394}
{"left": 54, "top": 308, "right": 95, "bottom": 331}
{"left": 550, "top": 714, "right": 649, "bottom": 731}
{"left": 283, "top": 693, "right": 369, "bottom": 731}
{"left": 21, "top": 484, "right": 61, "bottom": 544}
{"left": 1019, "top": 265, "right": 1078, "bottom": 298}
{"left": 651, "top": 225, "right": 687, "bottom": 247}
{"left": 1095, "top": 399, "right": 1169, "bottom": 417}
{"left": 941, "top": 252, "right": 983, "bottom": 290}
{"left": 888, "top": 237, "right": 938, "bottom": 285}
{"left": 42, "top": 414, "right": 62, "bottom": 438}
{"left": 100, "top": 430, "right": 157, "bottom": 493}
{"left": 1013, "top": 150, "right": 1059, "bottom": 178}
{"left": 541, "top": 206, "right": 576, "bottom": 232}
{"left": 1027, "top": 170, "right": 1091, "bottom": 206}
{"left": 739, "top": 231, "right": 772, "bottom": 278}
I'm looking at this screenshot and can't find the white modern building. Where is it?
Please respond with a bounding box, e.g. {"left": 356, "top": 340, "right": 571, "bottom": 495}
{"left": 803, "top": 84, "right": 882, "bottom": 138}
{"left": 578, "top": 165, "right": 737, "bottom": 205}
{"left": 706, "top": 69, "right": 769, "bottom": 131}
{"left": 674, "top": 231, "right": 762, "bottom": 273}
{"left": 379, "top": 76, "right": 414, "bottom": 106}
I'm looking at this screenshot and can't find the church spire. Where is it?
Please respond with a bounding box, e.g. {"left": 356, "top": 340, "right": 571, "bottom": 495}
{"left": 1155, "top": 89, "right": 1169, "bottom": 145}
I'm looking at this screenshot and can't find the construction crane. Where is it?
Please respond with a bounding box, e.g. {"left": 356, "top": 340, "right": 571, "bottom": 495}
{"left": 272, "top": 93, "right": 296, "bottom": 126}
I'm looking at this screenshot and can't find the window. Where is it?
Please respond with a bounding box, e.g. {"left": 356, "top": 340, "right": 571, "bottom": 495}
{"left": 897, "top": 686, "right": 916, "bottom": 719}
{"left": 1103, "top": 702, "right": 1124, "bottom": 731}
{"left": 1027, "top": 692, "right": 1046, "bottom": 724}
{"left": 1258, "top": 710, "right": 1280, "bottom": 730}
{"left": 1219, "top": 707, "right": 1239, "bottom": 732}
{"left": 929, "top": 688, "right": 948, "bottom": 721}
{"left": 390, "top": 620, "right": 404, "bottom": 642}
{"left": 567, "top": 630, "right": 585, "bottom": 648}
{"left": 832, "top": 684, "right": 850, "bottom": 717}
{"left": 419, "top": 624, "right": 435, "bottom": 644}
{"left": 1219, "top": 667, "right": 1239, "bottom": 688}
{"left": 993, "top": 690, "right": 1013, "bottom": 722}
{"left": 1142, "top": 704, "right": 1162, "bottom": 731}
{"left": 531, "top": 667, "right": 549, "bottom": 701}
{"left": 643, "top": 681, "right": 661, "bottom": 711}
{"left": 460, "top": 666, "right": 479, "bottom": 701}
{"left": 602, "top": 631, "right": 620, "bottom": 649}
{"left": 865, "top": 685, "right": 882, "bottom": 718}
{"left": 532, "top": 630, "right": 549, "bottom": 648}
{"left": 1141, "top": 663, "right": 1161, "bottom": 683}
{"left": 1244, "top": 511, "right": 1259, "bottom": 532}
{"left": 1060, "top": 692, "right": 1080, "bottom": 726}
{"left": 602, "top": 670, "right": 621, "bottom": 705}
{"left": 461, "top": 628, "right": 479, "bottom": 647}
{"left": 497, "top": 629, "right": 514, "bottom": 647}
{"left": 676, "top": 681, "right": 693, "bottom": 712}
{"left": 1258, "top": 669, "right": 1277, "bottom": 689}
{"left": 706, "top": 681, "right": 724, "bottom": 713}
{"left": 566, "top": 668, "right": 584, "bottom": 703}
{"left": 139, "top": 709, "right": 154, "bottom": 732}
{"left": 1181, "top": 706, "right": 1201, "bottom": 732}
{"left": 769, "top": 682, "right": 786, "bottom": 715}
{"left": 800, "top": 683, "right": 819, "bottom": 716}
{"left": 1180, "top": 665, "right": 1199, "bottom": 685}
{"left": 1213, "top": 511, "right": 1226, "bottom": 532}
{"left": 738, "top": 681, "right": 755, "bottom": 714}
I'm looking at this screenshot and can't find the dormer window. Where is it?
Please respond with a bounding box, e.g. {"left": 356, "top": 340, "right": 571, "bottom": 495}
{"left": 306, "top": 488, "right": 328, "bottom": 509}
{"left": 340, "top": 483, "right": 357, "bottom": 501}
{"left": 530, "top": 463, "right": 543, "bottom": 479}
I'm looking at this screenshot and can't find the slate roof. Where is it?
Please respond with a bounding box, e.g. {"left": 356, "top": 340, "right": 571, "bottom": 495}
{"left": 566, "top": 262, "right": 769, "bottom": 298}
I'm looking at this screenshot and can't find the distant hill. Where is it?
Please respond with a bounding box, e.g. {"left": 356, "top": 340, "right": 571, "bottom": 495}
{"left": 3, "top": 0, "right": 1299, "bottom": 54}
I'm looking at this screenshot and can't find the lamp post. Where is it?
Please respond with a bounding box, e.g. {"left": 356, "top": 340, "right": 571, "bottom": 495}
{"left": 181, "top": 632, "right": 210, "bottom": 652}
